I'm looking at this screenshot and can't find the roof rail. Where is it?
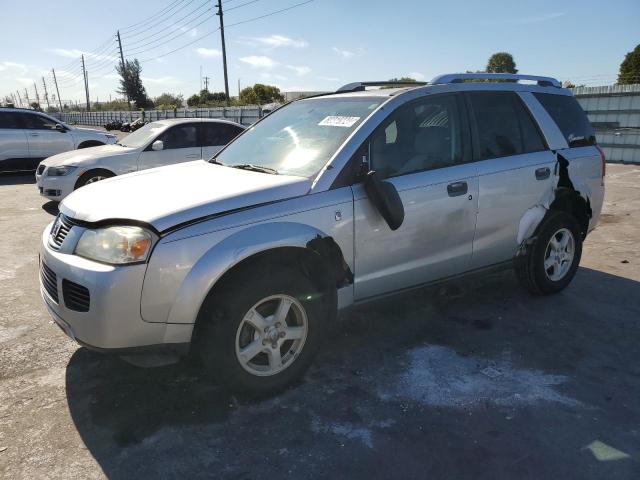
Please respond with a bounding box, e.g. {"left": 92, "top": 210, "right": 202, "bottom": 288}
{"left": 430, "top": 73, "right": 562, "bottom": 88}
{"left": 336, "top": 80, "right": 428, "bottom": 93}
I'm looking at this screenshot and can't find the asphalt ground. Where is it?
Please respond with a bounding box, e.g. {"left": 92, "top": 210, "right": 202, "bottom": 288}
{"left": 1, "top": 163, "right": 639, "bottom": 479}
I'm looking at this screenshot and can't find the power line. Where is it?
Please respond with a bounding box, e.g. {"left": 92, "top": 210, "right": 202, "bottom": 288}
{"left": 225, "top": 0, "right": 262, "bottom": 12}
{"left": 121, "top": 0, "right": 200, "bottom": 39}
{"left": 123, "top": 0, "right": 211, "bottom": 47}
{"left": 126, "top": 13, "right": 216, "bottom": 56}
{"left": 225, "top": 0, "right": 314, "bottom": 28}
{"left": 120, "top": 0, "right": 190, "bottom": 32}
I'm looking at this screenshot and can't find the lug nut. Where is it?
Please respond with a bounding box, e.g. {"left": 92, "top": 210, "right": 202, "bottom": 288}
{"left": 279, "top": 331, "right": 286, "bottom": 338}
{"left": 262, "top": 339, "right": 267, "bottom": 346}
{"left": 275, "top": 322, "right": 281, "bottom": 328}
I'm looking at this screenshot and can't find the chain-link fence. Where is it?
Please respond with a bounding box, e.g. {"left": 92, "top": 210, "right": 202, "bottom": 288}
{"left": 53, "top": 106, "right": 263, "bottom": 127}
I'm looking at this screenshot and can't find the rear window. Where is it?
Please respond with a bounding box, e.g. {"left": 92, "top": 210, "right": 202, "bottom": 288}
{"left": 468, "top": 91, "right": 546, "bottom": 160}
{"left": 533, "top": 93, "right": 596, "bottom": 147}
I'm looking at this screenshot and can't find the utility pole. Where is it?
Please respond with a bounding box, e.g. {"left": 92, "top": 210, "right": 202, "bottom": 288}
{"left": 200, "top": 65, "right": 203, "bottom": 91}
{"left": 33, "top": 82, "right": 41, "bottom": 109}
{"left": 42, "top": 77, "right": 51, "bottom": 111}
{"left": 52, "top": 69, "right": 64, "bottom": 113}
{"left": 16, "top": 90, "right": 22, "bottom": 108}
{"left": 238, "top": 78, "right": 241, "bottom": 97}
{"left": 203, "top": 76, "right": 210, "bottom": 91}
{"left": 81, "top": 55, "right": 90, "bottom": 111}
{"left": 216, "top": 0, "right": 230, "bottom": 103}
{"left": 116, "top": 30, "right": 131, "bottom": 109}
{"left": 24, "top": 88, "right": 30, "bottom": 106}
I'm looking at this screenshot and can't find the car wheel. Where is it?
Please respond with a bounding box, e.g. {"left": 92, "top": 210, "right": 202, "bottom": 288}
{"left": 196, "top": 266, "right": 326, "bottom": 396}
{"left": 515, "top": 211, "right": 583, "bottom": 295}
{"left": 75, "top": 169, "right": 115, "bottom": 189}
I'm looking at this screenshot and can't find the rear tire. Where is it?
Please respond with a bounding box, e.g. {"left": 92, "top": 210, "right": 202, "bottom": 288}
{"left": 195, "top": 266, "right": 326, "bottom": 396}
{"left": 515, "top": 211, "right": 582, "bottom": 295}
{"left": 75, "top": 169, "right": 115, "bottom": 189}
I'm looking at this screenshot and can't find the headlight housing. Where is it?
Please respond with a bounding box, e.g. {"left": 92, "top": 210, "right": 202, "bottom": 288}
{"left": 75, "top": 226, "right": 156, "bottom": 264}
{"left": 47, "top": 166, "right": 77, "bottom": 176}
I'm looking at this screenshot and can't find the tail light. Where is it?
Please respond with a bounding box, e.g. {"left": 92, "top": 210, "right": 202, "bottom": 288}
{"left": 595, "top": 144, "right": 605, "bottom": 184}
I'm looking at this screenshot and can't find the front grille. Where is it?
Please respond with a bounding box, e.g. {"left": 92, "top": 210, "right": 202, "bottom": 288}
{"left": 62, "top": 280, "right": 90, "bottom": 312}
{"left": 50, "top": 215, "right": 73, "bottom": 249}
{"left": 37, "top": 164, "right": 45, "bottom": 175}
{"left": 40, "top": 262, "right": 58, "bottom": 303}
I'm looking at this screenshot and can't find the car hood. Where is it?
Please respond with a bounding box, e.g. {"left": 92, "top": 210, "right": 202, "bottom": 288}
{"left": 60, "top": 160, "right": 312, "bottom": 231}
{"left": 41, "top": 144, "right": 137, "bottom": 167}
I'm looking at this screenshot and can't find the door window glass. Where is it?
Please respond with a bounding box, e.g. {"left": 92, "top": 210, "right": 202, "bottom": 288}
{"left": 0, "top": 112, "right": 20, "bottom": 129}
{"left": 468, "top": 91, "right": 546, "bottom": 160}
{"left": 202, "top": 123, "right": 244, "bottom": 146}
{"left": 160, "top": 124, "right": 198, "bottom": 149}
{"left": 370, "top": 94, "right": 462, "bottom": 178}
{"left": 20, "top": 113, "right": 57, "bottom": 130}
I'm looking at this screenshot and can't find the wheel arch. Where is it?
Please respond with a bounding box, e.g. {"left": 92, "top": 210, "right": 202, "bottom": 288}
{"left": 77, "top": 140, "right": 105, "bottom": 149}
{"left": 163, "top": 222, "right": 352, "bottom": 327}
{"left": 74, "top": 167, "right": 116, "bottom": 189}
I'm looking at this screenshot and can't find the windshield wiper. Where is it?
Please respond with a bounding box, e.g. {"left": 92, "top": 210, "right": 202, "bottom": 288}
{"left": 231, "top": 164, "right": 278, "bottom": 175}
{"left": 209, "top": 158, "right": 225, "bottom": 166}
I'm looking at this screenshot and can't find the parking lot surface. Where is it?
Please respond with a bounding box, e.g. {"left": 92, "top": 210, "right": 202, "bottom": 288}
{"left": 1, "top": 164, "right": 639, "bottom": 479}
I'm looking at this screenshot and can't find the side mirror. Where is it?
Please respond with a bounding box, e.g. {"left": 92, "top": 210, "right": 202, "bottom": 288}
{"left": 364, "top": 170, "right": 405, "bottom": 230}
{"left": 54, "top": 123, "right": 66, "bottom": 132}
{"left": 151, "top": 140, "right": 164, "bottom": 151}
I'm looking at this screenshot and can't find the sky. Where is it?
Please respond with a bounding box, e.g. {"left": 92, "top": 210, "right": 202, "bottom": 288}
{"left": 1, "top": 0, "right": 638, "bottom": 105}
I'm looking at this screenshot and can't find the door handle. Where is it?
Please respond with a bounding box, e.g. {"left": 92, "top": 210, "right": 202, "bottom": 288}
{"left": 30, "top": 133, "right": 39, "bottom": 137}
{"left": 447, "top": 181, "right": 468, "bottom": 197}
{"left": 535, "top": 167, "right": 551, "bottom": 180}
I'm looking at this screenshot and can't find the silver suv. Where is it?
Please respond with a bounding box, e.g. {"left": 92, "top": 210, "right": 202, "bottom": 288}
{"left": 0, "top": 108, "right": 116, "bottom": 172}
{"left": 39, "top": 73, "right": 605, "bottom": 395}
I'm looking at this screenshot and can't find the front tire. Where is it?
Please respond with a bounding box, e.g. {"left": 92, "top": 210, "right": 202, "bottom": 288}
{"left": 516, "top": 211, "right": 583, "bottom": 295}
{"left": 195, "top": 267, "right": 326, "bottom": 396}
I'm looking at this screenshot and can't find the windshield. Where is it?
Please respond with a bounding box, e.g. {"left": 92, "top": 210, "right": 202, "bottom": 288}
{"left": 215, "top": 97, "right": 384, "bottom": 177}
{"left": 118, "top": 122, "right": 166, "bottom": 148}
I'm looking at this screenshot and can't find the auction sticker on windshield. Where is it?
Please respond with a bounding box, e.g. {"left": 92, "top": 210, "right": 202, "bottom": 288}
{"left": 318, "top": 116, "right": 361, "bottom": 127}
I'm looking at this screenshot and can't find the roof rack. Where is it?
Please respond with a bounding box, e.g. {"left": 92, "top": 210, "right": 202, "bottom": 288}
{"left": 336, "top": 80, "right": 428, "bottom": 93}
{"left": 430, "top": 73, "right": 561, "bottom": 88}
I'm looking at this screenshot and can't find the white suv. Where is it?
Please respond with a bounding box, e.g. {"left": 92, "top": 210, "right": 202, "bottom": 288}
{"left": 35, "top": 118, "right": 245, "bottom": 201}
{"left": 0, "top": 108, "right": 116, "bottom": 173}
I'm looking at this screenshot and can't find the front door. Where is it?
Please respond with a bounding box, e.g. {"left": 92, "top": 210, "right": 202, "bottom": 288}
{"left": 353, "top": 93, "right": 478, "bottom": 300}
{"left": 18, "top": 113, "right": 73, "bottom": 160}
{"left": 138, "top": 122, "right": 201, "bottom": 170}
{"left": 200, "top": 122, "right": 245, "bottom": 160}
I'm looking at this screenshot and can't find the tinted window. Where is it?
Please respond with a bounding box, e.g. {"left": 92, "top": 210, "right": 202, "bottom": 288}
{"left": 468, "top": 92, "right": 546, "bottom": 160}
{"left": 534, "top": 93, "right": 596, "bottom": 147}
{"left": 370, "top": 94, "right": 462, "bottom": 178}
{"left": 160, "top": 124, "right": 198, "bottom": 149}
{"left": 20, "top": 113, "right": 57, "bottom": 130}
{"left": 0, "top": 112, "right": 20, "bottom": 129}
{"left": 201, "top": 123, "right": 243, "bottom": 146}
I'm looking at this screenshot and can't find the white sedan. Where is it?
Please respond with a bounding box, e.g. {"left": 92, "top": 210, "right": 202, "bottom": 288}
{"left": 36, "top": 118, "right": 245, "bottom": 201}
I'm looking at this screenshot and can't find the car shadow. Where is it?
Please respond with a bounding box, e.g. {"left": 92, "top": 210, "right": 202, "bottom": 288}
{"left": 0, "top": 172, "right": 35, "bottom": 185}
{"left": 41, "top": 201, "right": 59, "bottom": 216}
{"left": 65, "top": 266, "right": 640, "bottom": 479}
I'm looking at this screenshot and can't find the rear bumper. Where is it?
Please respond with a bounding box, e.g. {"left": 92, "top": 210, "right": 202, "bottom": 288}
{"left": 39, "top": 222, "right": 194, "bottom": 352}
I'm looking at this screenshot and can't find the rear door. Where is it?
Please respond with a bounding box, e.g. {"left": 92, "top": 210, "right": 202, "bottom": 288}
{"left": 200, "top": 122, "right": 245, "bottom": 160}
{"left": 353, "top": 93, "right": 479, "bottom": 300}
{"left": 137, "top": 122, "right": 201, "bottom": 170}
{"left": 18, "top": 112, "right": 74, "bottom": 159}
{"left": 465, "top": 91, "right": 556, "bottom": 268}
{"left": 0, "top": 111, "right": 31, "bottom": 171}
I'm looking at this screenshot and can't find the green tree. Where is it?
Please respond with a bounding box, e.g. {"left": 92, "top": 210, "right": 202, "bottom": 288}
{"left": 239, "top": 84, "right": 284, "bottom": 105}
{"left": 486, "top": 52, "right": 518, "bottom": 74}
{"left": 618, "top": 44, "right": 640, "bottom": 85}
{"left": 154, "top": 92, "right": 184, "bottom": 109}
{"left": 186, "top": 90, "right": 227, "bottom": 107}
{"left": 116, "top": 59, "right": 151, "bottom": 107}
